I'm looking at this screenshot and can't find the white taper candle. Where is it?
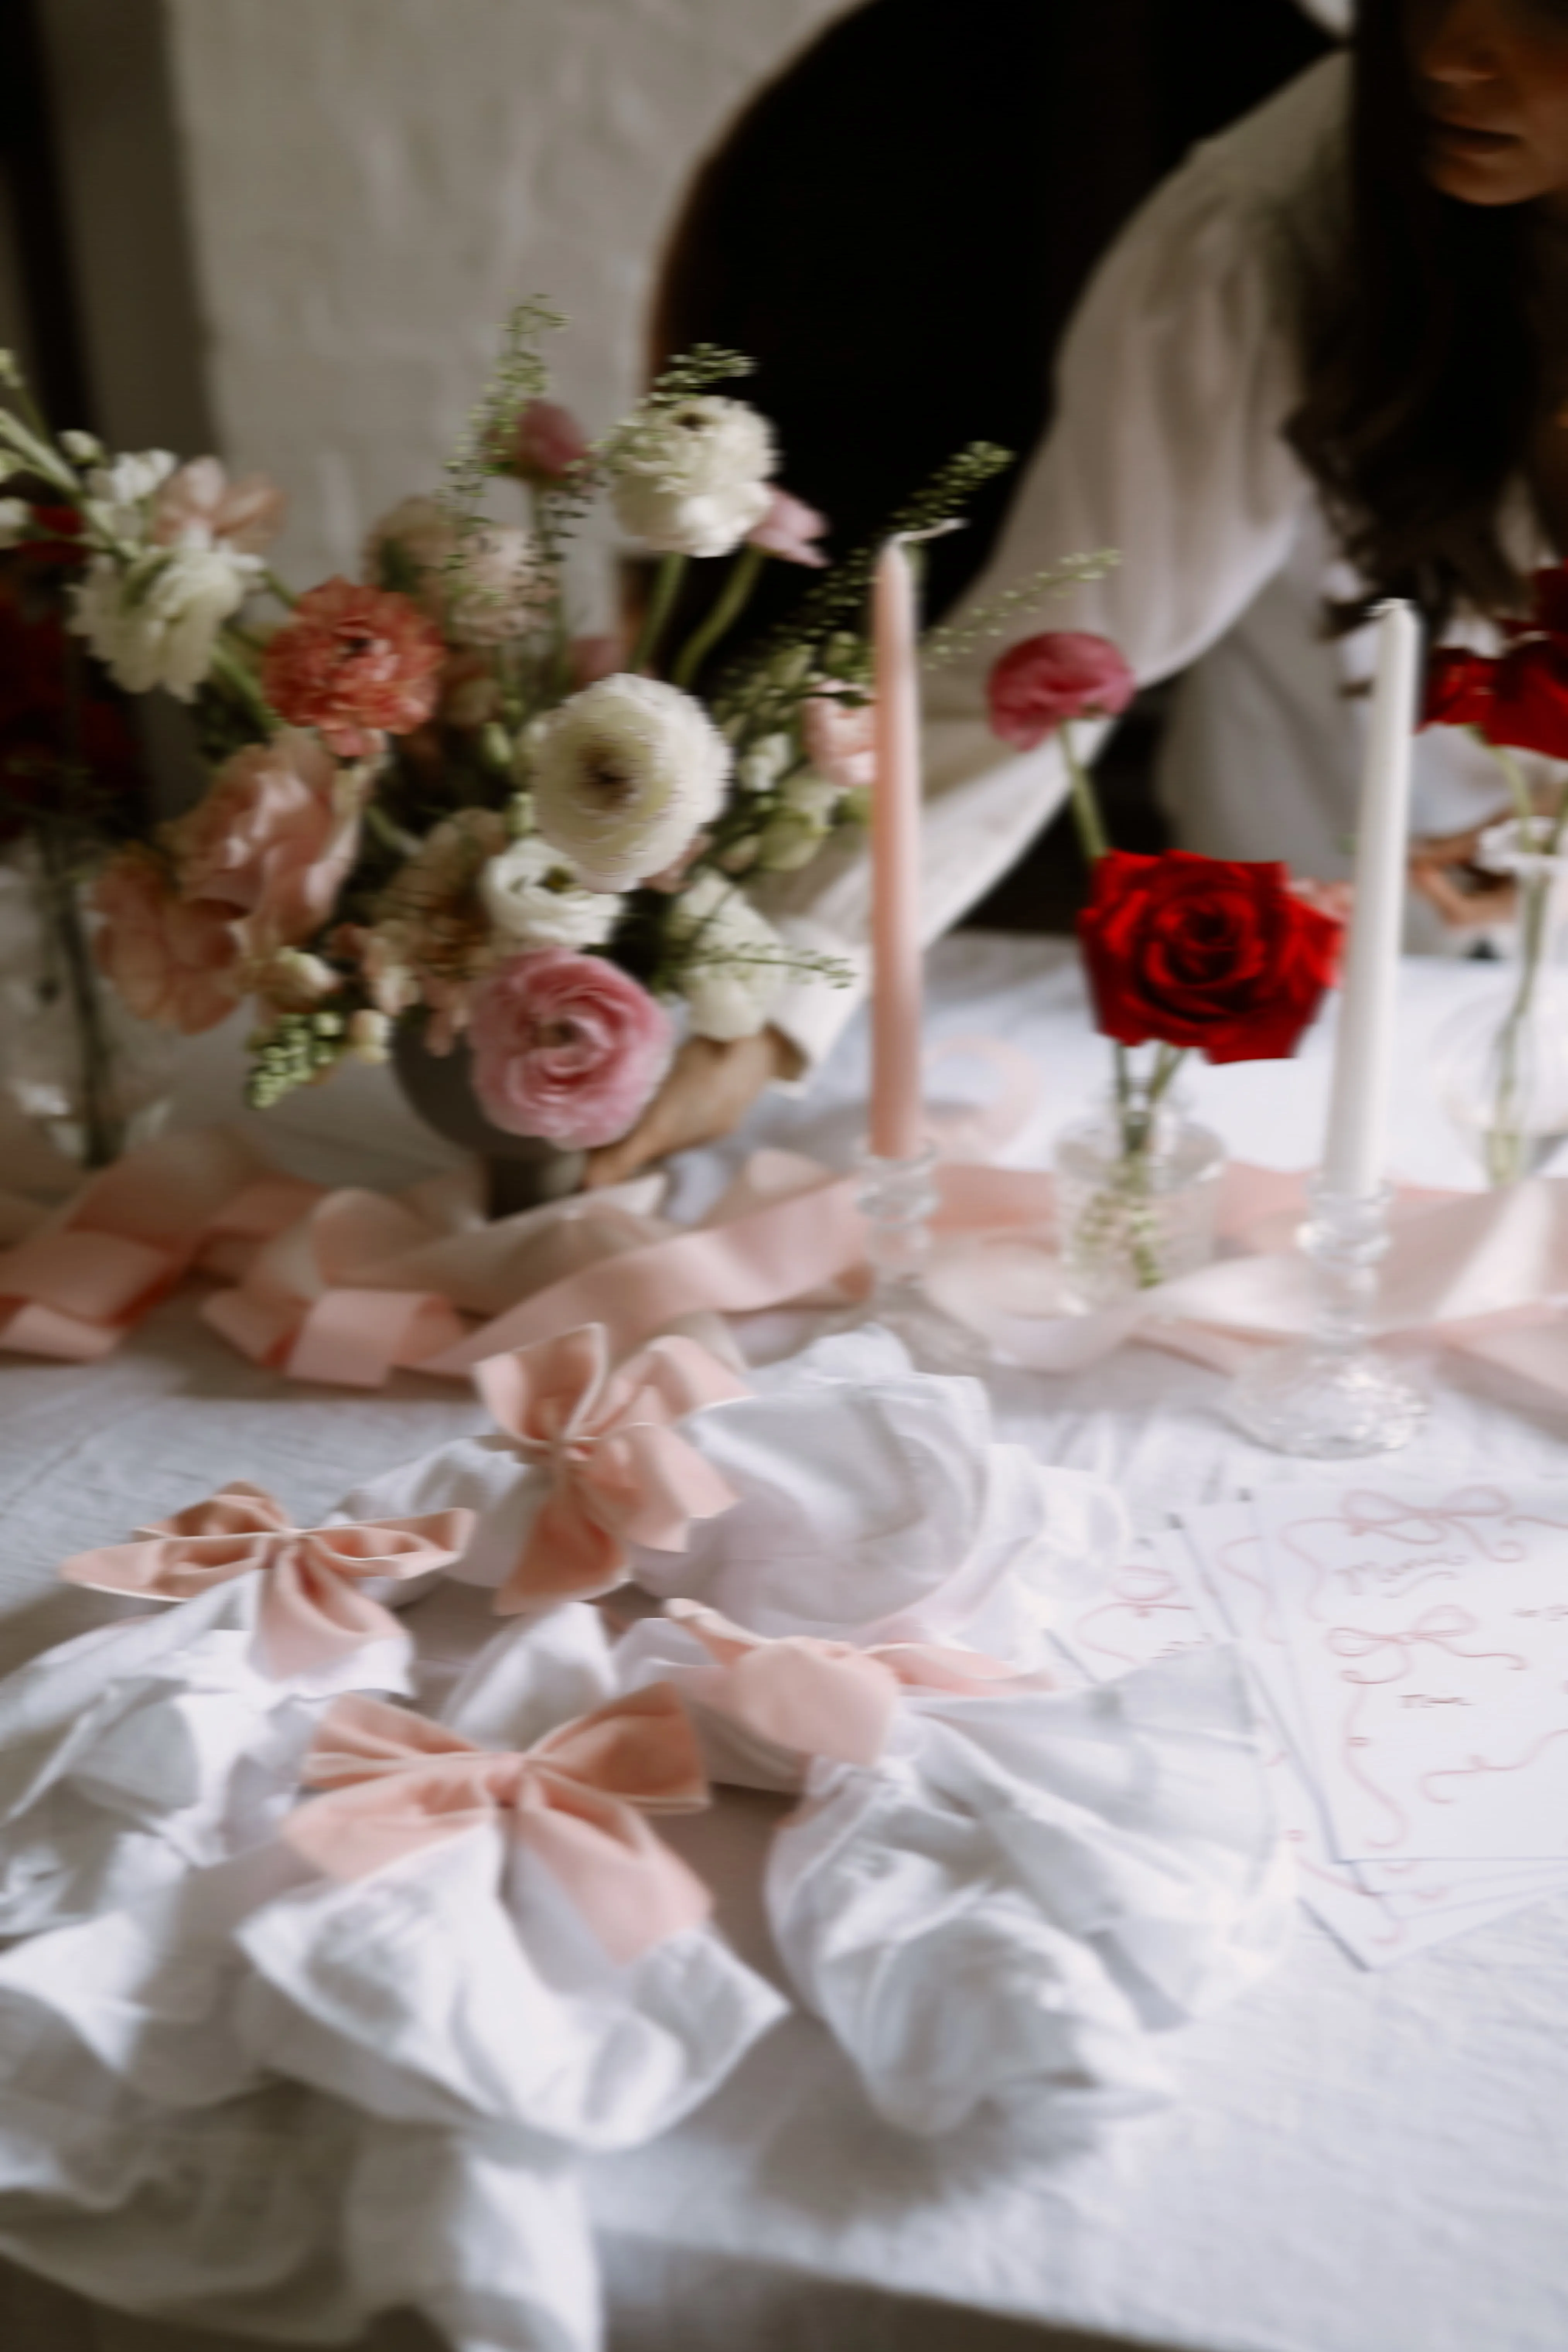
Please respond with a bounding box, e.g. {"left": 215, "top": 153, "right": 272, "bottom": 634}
{"left": 1321, "top": 599, "right": 1421, "bottom": 1199}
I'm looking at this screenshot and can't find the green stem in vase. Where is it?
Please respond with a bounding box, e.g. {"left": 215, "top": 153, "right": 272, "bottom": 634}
{"left": 672, "top": 544, "right": 762, "bottom": 690}
{"left": 629, "top": 553, "right": 688, "bottom": 677}
{"left": 1488, "top": 861, "right": 1552, "bottom": 1185}
{"left": 1060, "top": 718, "right": 1109, "bottom": 864}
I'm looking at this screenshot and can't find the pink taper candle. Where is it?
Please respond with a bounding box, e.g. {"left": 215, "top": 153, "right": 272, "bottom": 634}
{"left": 869, "top": 538, "right": 924, "bottom": 1159}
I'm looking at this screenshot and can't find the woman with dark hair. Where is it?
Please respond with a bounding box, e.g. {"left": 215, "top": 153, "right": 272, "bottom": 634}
{"left": 588, "top": 0, "right": 1568, "bottom": 1184}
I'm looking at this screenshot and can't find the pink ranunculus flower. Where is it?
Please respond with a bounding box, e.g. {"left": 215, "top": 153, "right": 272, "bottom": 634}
{"left": 150, "top": 457, "right": 287, "bottom": 555}
{"left": 167, "top": 729, "right": 361, "bottom": 956}
{"left": 802, "top": 688, "right": 875, "bottom": 792}
{"left": 747, "top": 488, "right": 828, "bottom": 568}
{"left": 512, "top": 399, "right": 590, "bottom": 485}
{"left": 261, "top": 577, "right": 444, "bottom": 758}
{"left": 987, "top": 630, "right": 1137, "bottom": 751}
{"left": 92, "top": 848, "right": 242, "bottom": 1034}
{"left": 467, "top": 947, "right": 674, "bottom": 1149}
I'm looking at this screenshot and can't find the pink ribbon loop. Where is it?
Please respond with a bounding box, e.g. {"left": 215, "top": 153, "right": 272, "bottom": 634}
{"left": 667, "top": 1599, "right": 1056, "bottom": 1767}
{"left": 283, "top": 1684, "right": 712, "bottom": 1962}
{"left": 59, "top": 1481, "right": 474, "bottom": 1680}
{"left": 474, "top": 1323, "right": 748, "bottom": 1612}
{"left": 1336, "top": 1486, "right": 1528, "bottom": 1562}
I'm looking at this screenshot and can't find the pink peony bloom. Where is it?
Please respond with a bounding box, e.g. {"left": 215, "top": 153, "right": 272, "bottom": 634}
{"left": 747, "top": 488, "right": 828, "bottom": 568}
{"left": 166, "top": 727, "right": 361, "bottom": 956}
{"left": 261, "top": 577, "right": 444, "bottom": 758}
{"left": 92, "top": 848, "right": 241, "bottom": 1034}
{"left": 150, "top": 457, "right": 287, "bottom": 555}
{"left": 802, "top": 688, "right": 875, "bottom": 791}
{"left": 512, "top": 399, "right": 590, "bottom": 484}
{"left": 569, "top": 632, "right": 624, "bottom": 690}
{"left": 987, "top": 631, "right": 1137, "bottom": 750}
{"left": 467, "top": 947, "right": 673, "bottom": 1149}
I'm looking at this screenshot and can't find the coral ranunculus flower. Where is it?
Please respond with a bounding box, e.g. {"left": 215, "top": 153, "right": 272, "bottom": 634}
{"left": 1077, "top": 850, "right": 1341, "bottom": 1064}
{"left": 261, "top": 576, "right": 443, "bottom": 758}
{"left": 987, "top": 631, "right": 1137, "bottom": 751}
{"left": 92, "top": 848, "right": 241, "bottom": 1033}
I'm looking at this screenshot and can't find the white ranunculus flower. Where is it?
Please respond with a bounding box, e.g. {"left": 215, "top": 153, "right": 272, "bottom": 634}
{"left": 609, "top": 396, "right": 775, "bottom": 559}
{"left": 669, "top": 869, "right": 785, "bottom": 1041}
{"left": 480, "top": 834, "right": 619, "bottom": 951}
{"left": 69, "top": 544, "right": 259, "bottom": 700}
{"left": 0, "top": 499, "right": 29, "bottom": 550}
{"left": 530, "top": 673, "right": 730, "bottom": 891}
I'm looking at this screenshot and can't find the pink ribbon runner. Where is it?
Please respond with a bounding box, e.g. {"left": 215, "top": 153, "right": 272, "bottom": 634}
{"left": 59, "top": 1481, "right": 474, "bottom": 1679}
{"left": 667, "top": 1598, "right": 1058, "bottom": 1767}
{"left": 475, "top": 1324, "right": 749, "bottom": 1612}
{"left": 7, "top": 1108, "right": 1568, "bottom": 1407}
{"left": 282, "top": 1684, "right": 712, "bottom": 1962}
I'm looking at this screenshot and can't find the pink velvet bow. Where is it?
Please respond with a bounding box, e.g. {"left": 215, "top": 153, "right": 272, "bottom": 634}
{"left": 475, "top": 1323, "right": 748, "bottom": 1612}
{"left": 58, "top": 1481, "right": 474, "bottom": 1680}
{"left": 667, "top": 1598, "right": 1058, "bottom": 1767}
{"left": 283, "top": 1683, "right": 713, "bottom": 1963}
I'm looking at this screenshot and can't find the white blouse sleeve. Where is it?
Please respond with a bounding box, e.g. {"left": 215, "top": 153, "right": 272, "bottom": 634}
{"left": 759, "top": 57, "right": 1340, "bottom": 1073}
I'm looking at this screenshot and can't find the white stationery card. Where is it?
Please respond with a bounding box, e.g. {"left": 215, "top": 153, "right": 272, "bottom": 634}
{"left": 1252, "top": 1479, "right": 1568, "bottom": 1862}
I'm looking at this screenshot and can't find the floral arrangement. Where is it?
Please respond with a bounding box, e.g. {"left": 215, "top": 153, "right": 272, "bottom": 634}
{"left": 2, "top": 310, "right": 1090, "bottom": 1165}
{"left": 1421, "top": 565, "right": 1568, "bottom": 1184}
{"left": 987, "top": 630, "right": 1343, "bottom": 1290}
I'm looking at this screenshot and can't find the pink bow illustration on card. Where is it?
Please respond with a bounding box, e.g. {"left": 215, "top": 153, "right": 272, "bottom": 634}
{"left": 58, "top": 1481, "right": 474, "bottom": 1680}
{"left": 474, "top": 1323, "right": 748, "bottom": 1611}
{"left": 282, "top": 1683, "right": 712, "bottom": 1963}
{"left": 668, "top": 1599, "right": 1057, "bottom": 1767}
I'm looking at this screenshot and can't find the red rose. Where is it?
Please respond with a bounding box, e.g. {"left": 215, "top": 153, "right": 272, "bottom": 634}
{"left": 1077, "top": 850, "right": 1342, "bottom": 1063}
{"left": 1483, "top": 638, "right": 1568, "bottom": 761}
{"left": 1422, "top": 647, "right": 1495, "bottom": 730}
{"left": 987, "top": 630, "right": 1136, "bottom": 751}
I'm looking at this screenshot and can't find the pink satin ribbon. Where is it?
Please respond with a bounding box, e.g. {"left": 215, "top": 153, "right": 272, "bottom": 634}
{"left": 58, "top": 1481, "right": 474, "bottom": 1679}
{"left": 10, "top": 1114, "right": 1568, "bottom": 1409}
{"left": 667, "top": 1598, "right": 1058, "bottom": 1767}
{"left": 476, "top": 1324, "right": 749, "bottom": 1611}
{"left": 282, "top": 1684, "right": 712, "bottom": 1962}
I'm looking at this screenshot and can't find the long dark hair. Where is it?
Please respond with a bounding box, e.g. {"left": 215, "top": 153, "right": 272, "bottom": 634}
{"left": 1287, "top": 0, "right": 1538, "bottom": 630}
{"left": 653, "top": 0, "right": 1331, "bottom": 639}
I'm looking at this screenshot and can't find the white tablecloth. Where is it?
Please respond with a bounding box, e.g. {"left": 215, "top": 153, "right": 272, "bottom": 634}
{"left": 2, "top": 934, "right": 1566, "bottom": 2352}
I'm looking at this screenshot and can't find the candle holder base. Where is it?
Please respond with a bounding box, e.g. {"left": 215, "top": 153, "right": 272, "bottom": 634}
{"left": 1226, "top": 1179, "right": 1426, "bottom": 1458}
{"left": 840, "top": 1143, "right": 991, "bottom": 1376}
{"left": 1228, "top": 1340, "right": 1426, "bottom": 1458}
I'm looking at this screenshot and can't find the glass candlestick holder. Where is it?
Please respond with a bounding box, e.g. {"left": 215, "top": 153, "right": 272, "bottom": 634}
{"left": 1227, "top": 1178, "right": 1426, "bottom": 1457}
{"left": 849, "top": 1141, "right": 990, "bottom": 1375}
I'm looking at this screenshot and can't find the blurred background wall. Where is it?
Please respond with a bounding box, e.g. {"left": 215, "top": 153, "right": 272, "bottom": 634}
{"left": 6, "top": 0, "right": 847, "bottom": 616}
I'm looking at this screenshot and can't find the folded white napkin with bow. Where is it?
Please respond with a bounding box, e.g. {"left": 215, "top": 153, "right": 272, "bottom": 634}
{"left": 614, "top": 1610, "right": 1291, "bottom": 2147}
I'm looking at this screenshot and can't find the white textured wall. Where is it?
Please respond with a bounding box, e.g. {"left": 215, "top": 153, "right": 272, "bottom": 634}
{"left": 164, "top": 0, "right": 847, "bottom": 618}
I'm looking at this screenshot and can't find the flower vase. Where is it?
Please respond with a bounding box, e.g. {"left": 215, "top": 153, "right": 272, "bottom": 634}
{"left": 391, "top": 1024, "right": 585, "bottom": 1218}
{"left": 1053, "top": 1082, "right": 1223, "bottom": 1309}
{"left": 1439, "top": 835, "right": 1568, "bottom": 1186}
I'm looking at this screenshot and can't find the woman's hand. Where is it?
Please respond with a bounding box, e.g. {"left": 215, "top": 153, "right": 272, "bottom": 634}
{"left": 1409, "top": 815, "right": 1518, "bottom": 929}
{"left": 582, "top": 1026, "right": 804, "bottom": 1188}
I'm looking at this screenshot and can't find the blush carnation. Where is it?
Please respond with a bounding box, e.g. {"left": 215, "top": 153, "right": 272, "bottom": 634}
{"left": 467, "top": 947, "right": 673, "bottom": 1148}
{"left": 261, "top": 576, "right": 443, "bottom": 758}
{"left": 988, "top": 631, "right": 1137, "bottom": 750}
{"left": 166, "top": 727, "right": 361, "bottom": 955}
{"left": 92, "top": 848, "right": 241, "bottom": 1033}
{"left": 747, "top": 488, "right": 828, "bottom": 567}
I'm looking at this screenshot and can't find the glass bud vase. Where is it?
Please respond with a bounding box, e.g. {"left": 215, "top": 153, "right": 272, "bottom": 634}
{"left": 1438, "top": 833, "right": 1568, "bottom": 1186}
{"left": 1054, "top": 1088, "right": 1224, "bottom": 1310}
